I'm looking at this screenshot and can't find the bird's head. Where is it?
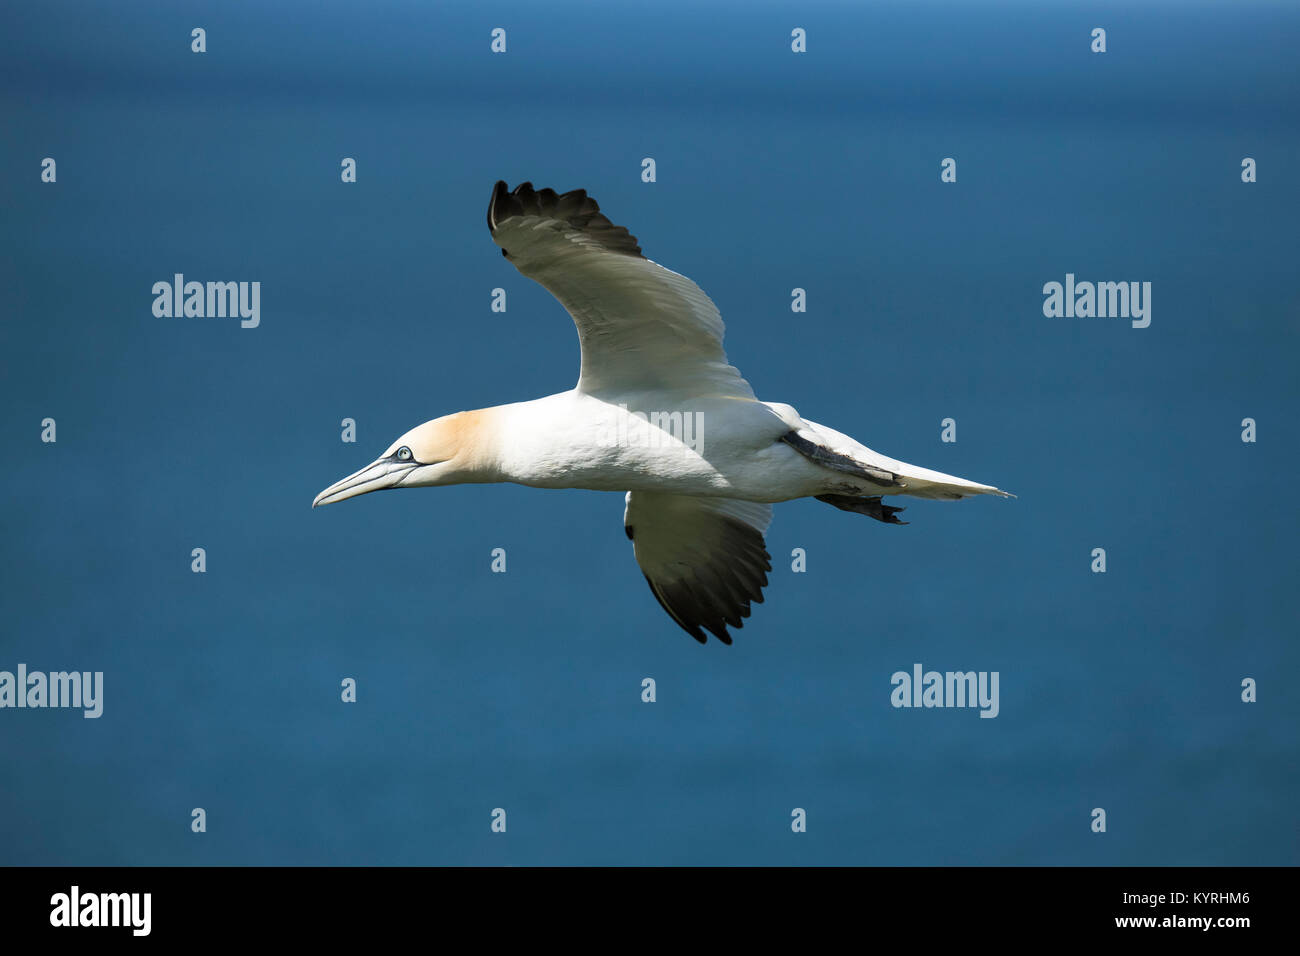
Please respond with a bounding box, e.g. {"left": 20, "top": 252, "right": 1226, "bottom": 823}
{"left": 312, "top": 410, "right": 493, "bottom": 507}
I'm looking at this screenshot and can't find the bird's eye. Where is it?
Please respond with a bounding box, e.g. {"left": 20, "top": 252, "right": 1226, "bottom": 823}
{"left": 396, "top": 446, "right": 412, "bottom": 461}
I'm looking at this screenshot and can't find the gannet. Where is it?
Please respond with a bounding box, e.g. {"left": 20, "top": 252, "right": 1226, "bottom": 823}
{"left": 314, "top": 181, "right": 1011, "bottom": 644}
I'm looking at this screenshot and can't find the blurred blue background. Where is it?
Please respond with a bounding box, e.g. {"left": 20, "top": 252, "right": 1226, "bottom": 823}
{"left": 2, "top": 0, "right": 1297, "bottom": 865}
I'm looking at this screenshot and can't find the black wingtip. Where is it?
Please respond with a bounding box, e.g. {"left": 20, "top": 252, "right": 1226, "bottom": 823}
{"left": 486, "top": 180, "right": 643, "bottom": 257}
{"left": 487, "top": 180, "right": 509, "bottom": 232}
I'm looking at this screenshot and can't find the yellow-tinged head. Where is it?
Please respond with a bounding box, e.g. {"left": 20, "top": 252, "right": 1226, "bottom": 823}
{"left": 312, "top": 409, "right": 497, "bottom": 507}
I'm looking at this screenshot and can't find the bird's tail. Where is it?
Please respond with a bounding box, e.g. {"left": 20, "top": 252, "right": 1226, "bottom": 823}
{"left": 779, "top": 412, "right": 1014, "bottom": 501}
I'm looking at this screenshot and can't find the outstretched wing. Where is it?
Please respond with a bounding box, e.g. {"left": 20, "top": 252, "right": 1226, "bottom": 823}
{"left": 487, "top": 180, "right": 756, "bottom": 402}
{"left": 623, "top": 492, "right": 772, "bottom": 645}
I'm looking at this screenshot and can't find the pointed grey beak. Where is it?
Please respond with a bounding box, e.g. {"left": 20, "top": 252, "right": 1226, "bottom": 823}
{"left": 313, "top": 458, "right": 418, "bottom": 508}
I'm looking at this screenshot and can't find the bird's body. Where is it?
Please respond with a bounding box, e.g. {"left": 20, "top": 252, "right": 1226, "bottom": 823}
{"left": 451, "top": 392, "right": 994, "bottom": 503}
{"left": 315, "top": 181, "right": 1011, "bottom": 644}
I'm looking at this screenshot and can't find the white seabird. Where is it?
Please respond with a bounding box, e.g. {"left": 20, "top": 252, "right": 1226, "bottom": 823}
{"left": 314, "top": 181, "right": 1011, "bottom": 644}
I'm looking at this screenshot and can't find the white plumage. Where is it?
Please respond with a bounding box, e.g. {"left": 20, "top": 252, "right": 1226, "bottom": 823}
{"left": 314, "top": 181, "right": 1010, "bottom": 644}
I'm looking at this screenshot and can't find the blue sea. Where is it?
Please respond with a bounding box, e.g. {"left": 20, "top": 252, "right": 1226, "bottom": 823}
{"left": 1, "top": 0, "right": 1297, "bottom": 865}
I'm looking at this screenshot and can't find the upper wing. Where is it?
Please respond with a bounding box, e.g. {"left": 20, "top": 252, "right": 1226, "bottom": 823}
{"left": 487, "top": 181, "right": 757, "bottom": 401}
{"left": 623, "top": 492, "right": 772, "bottom": 645}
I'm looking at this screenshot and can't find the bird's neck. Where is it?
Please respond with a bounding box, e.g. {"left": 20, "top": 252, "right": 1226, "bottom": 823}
{"left": 475, "top": 393, "right": 584, "bottom": 487}
{"left": 442, "top": 405, "right": 510, "bottom": 483}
